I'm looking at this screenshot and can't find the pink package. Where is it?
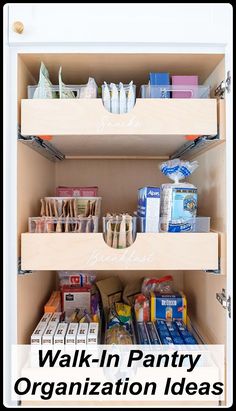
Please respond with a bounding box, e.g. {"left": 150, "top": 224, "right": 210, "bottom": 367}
{"left": 56, "top": 186, "right": 98, "bottom": 197}
{"left": 171, "top": 76, "right": 198, "bottom": 98}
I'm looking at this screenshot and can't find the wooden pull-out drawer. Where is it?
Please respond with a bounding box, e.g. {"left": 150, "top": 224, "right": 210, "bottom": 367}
{"left": 21, "top": 232, "right": 219, "bottom": 271}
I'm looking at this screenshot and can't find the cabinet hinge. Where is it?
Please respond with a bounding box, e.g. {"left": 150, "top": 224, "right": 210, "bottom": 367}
{"left": 216, "top": 289, "right": 231, "bottom": 318}
{"left": 170, "top": 134, "right": 219, "bottom": 159}
{"left": 18, "top": 128, "right": 65, "bottom": 162}
{"left": 18, "top": 257, "right": 33, "bottom": 276}
{"left": 214, "top": 71, "right": 231, "bottom": 98}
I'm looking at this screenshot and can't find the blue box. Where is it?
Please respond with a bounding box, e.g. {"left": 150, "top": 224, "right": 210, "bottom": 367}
{"left": 158, "top": 330, "right": 170, "bottom": 337}
{"left": 172, "top": 336, "right": 184, "bottom": 344}
{"left": 137, "top": 322, "right": 150, "bottom": 344}
{"left": 146, "top": 322, "right": 160, "bottom": 344}
{"left": 137, "top": 187, "right": 160, "bottom": 232}
{"left": 183, "top": 336, "right": 198, "bottom": 345}
{"left": 160, "top": 335, "right": 174, "bottom": 345}
{"left": 149, "top": 72, "right": 170, "bottom": 98}
{"left": 151, "top": 292, "right": 187, "bottom": 323}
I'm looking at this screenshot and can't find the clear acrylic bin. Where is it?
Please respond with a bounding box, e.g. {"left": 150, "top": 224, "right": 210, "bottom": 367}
{"left": 159, "top": 217, "right": 211, "bottom": 233}
{"left": 136, "top": 215, "right": 160, "bottom": 233}
{"left": 27, "top": 84, "right": 98, "bottom": 99}
{"left": 29, "top": 216, "right": 99, "bottom": 233}
{"left": 140, "top": 84, "right": 210, "bottom": 99}
{"left": 103, "top": 215, "right": 137, "bottom": 248}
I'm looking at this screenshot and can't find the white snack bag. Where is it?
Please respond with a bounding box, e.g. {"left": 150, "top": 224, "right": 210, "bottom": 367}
{"left": 110, "top": 83, "right": 119, "bottom": 114}
{"left": 33, "top": 62, "right": 56, "bottom": 99}
{"left": 119, "top": 82, "right": 126, "bottom": 113}
{"left": 127, "top": 81, "right": 135, "bottom": 112}
{"left": 59, "top": 66, "right": 75, "bottom": 98}
{"left": 79, "top": 77, "right": 98, "bottom": 98}
{"left": 102, "top": 81, "right": 111, "bottom": 112}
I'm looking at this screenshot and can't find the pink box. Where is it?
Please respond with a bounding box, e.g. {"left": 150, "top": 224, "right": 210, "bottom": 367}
{"left": 171, "top": 76, "right": 198, "bottom": 98}
{"left": 56, "top": 186, "right": 98, "bottom": 197}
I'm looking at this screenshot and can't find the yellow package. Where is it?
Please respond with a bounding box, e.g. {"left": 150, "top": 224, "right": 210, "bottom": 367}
{"left": 115, "top": 303, "right": 131, "bottom": 323}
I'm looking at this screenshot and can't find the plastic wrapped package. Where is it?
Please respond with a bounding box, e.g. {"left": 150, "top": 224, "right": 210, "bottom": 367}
{"left": 119, "top": 82, "right": 126, "bottom": 113}
{"left": 141, "top": 275, "right": 174, "bottom": 297}
{"left": 57, "top": 271, "right": 96, "bottom": 289}
{"left": 102, "top": 82, "right": 111, "bottom": 112}
{"left": 127, "top": 81, "right": 135, "bottom": 112}
{"left": 105, "top": 324, "right": 133, "bottom": 345}
{"left": 78, "top": 77, "right": 98, "bottom": 98}
{"left": 134, "top": 294, "right": 150, "bottom": 322}
{"left": 58, "top": 67, "right": 76, "bottom": 98}
{"left": 102, "top": 82, "right": 136, "bottom": 114}
{"left": 160, "top": 159, "right": 199, "bottom": 232}
{"left": 110, "top": 83, "right": 119, "bottom": 114}
{"left": 105, "top": 303, "right": 134, "bottom": 344}
{"left": 33, "top": 62, "right": 57, "bottom": 99}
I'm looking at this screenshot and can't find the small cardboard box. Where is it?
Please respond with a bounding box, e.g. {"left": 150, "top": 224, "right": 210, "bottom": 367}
{"left": 96, "top": 277, "right": 123, "bottom": 310}
{"left": 44, "top": 291, "right": 61, "bottom": 313}
{"left": 39, "top": 312, "right": 52, "bottom": 324}
{"left": 76, "top": 323, "right": 89, "bottom": 345}
{"left": 171, "top": 75, "right": 198, "bottom": 98}
{"left": 31, "top": 321, "right": 48, "bottom": 345}
{"left": 151, "top": 292, "right": 187, "bottom": 324}
{"left": 87, "top": 323, "right": 99, "bottom": 345}
{"left": 56, "top": 186, "right": 98, "bottom": 197}
{"left": 137, "top": 186, "right": 160, "bottom": 232}
{"left": 65, "top": 323, "right": 79, "bottom": 345}
{"left": 49, "top": 312, "right": 63, "bottom": 324}
{"left": 53, "top": 323, "right": 68, "bottom": 345}
{"left": 42, "top": 322, "right": 58, "bottom": 345}
{"left": 62, "top": 286, "right": 91, "bottom": 318}
{"left": 123, "top": 279, "right": 142, "bottom": 305}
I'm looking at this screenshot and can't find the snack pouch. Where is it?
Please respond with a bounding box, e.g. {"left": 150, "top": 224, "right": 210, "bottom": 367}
{"left": 102, "top": 82, "right": 111, "bottom": 112}
{"left": 127, "top": 81, "right": 135, "bottom": 112}
{"left": 110, "top": 83, "right": 119, "bottom": 114}
{"left": 160, "top": 159, "right": 198, "bottom": 232}
{"left": 119, "top": 82, "right": 126, "bottom": 113}
{"left": 33, "top": 62, "right": 57, "bottom": 99}
{"left": 115, "top": 303, "right": 131, "bottom": 323}
{"left": 59, "top": 67, "right": 75, "bottom": 98}
{"left": 79, "top": 77, "right": 98, "bottom": 98}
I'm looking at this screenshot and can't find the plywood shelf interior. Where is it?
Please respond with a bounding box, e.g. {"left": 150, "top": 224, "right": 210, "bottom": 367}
{"left": 21, "top": 232, "right": 219, "bottom": 271}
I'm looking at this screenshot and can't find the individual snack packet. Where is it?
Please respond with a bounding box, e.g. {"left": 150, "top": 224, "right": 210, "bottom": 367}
{"left": 119, "top": 82, "right": 126, "bottom": 113}
{"left": 59, "top": 66, "right": 75, "bottom": 98}
{"left": 102, "top": 82, "right": 111, "bottom": 112}
{"left": 33, "top": 62, "right": 57, "bottom": 99}
{"left": 79, "top": 77, "right": 97, "bottom": 98}
{"left": 126, "top": 215, "right": 133, "bottom": 247}
{"left": 118, "top": 214, "right": 126, "bottom": 248}
{"left": 112, "top": 217, "right": 119, "bottom": 248}
{"left": 127, "top": 81, "right": 135, "bottom": 112}
{"left": 110, "top": 83, "right": 119, "bottom": 114}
